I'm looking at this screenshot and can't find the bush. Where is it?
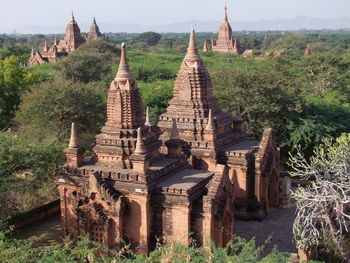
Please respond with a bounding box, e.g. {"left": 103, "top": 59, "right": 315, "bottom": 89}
{"left": 0, "top": 132, "right": 65, "bottom": 220}
{"left": 55, "top": 39, "right": 120, "bottom": 83}
{"left": 16, "top": 78, "right": 107, "bottom": 141}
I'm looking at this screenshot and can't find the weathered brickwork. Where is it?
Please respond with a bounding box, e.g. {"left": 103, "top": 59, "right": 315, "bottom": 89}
{"left": 57, "top": 28, "right": 280, "bottom": 254}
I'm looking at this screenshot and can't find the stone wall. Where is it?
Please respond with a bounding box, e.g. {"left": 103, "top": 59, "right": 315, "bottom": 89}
{"left": 7, "top": 199, "right": 60, "bottom": 230}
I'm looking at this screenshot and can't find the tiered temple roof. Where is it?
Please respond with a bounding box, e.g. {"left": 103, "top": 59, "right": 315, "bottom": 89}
{"left": 87, "top": 17, "right": 103, "bottom": 40}
{"left": 158, "top": 29, "right": 245, "bottom": 168}
{"left": 57, "top": 12, "right": 86, "bottom": 52}
{"left": 93, "top": 43, "right": 161, "bottom": 169}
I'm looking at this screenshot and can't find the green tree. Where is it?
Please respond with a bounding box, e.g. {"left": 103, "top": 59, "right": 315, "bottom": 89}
{"left": 16, "top": 78, "right": 107, "bottom": 141}
{"left": 0, "top": 56, "right": 40, "bottom": 130}
{"left": 211, "top": 67, "right": 302, "bottom": 160}
{"left": 135, "top": 32, "right": 162, "bottom": 46}
{"left": 55, "top": 39, "right": 120, "bottom": 83}
{"left": 0, "top": 45, "right": 31, "bottom": 63}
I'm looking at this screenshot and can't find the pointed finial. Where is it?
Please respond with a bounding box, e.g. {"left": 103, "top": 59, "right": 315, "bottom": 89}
{"left": 69, "top": 122, "right": 79, "bottom": 148}
{"left": 31, "top": 46, "right": 34, "bottom": 57}
{"left": 224, "top": 5, "right": 228, "bottom": 22}
{"left": 236, "top": 103, "right": 243, "bottom": 120}
{"left": 44, "top": 40, "right": 48, "bottom": 51}
{"left": 145, "top": 107, "right": 151, "bottom": 126}
{"left": 93, "top": 17, "right": 97, "bottom": 24}
{"left": 205, "top": 109, "right": 215, "bottom": 131}
{"left": 70, "top": 11, "right": 75, "bottom": 23}
{"left": 135, "top": 127, "right": 147, "bottom": 155}
{"left": 116, "top": 42, "right": 132, "bottom": 80}
{"left": 188, "top": 28, "right": 197, "bottom": 53}
{"left": 170, "top": 118, "right": 180, "bottom": 140}
{"left": 54, "top": 36, "right": 57, "bottom": 45}
{"left": 224, "top": 6, "right": 228, "bottom": 22}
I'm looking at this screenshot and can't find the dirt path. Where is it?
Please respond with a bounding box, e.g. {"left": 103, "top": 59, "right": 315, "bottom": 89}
{"left": 235, "top": 206, "right": 297, "bottom": 254}
{"left": 13, "top": 216, "right": 64, "bottom": 247}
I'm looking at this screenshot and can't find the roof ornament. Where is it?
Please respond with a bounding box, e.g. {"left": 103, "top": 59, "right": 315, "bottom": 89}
{"left": 69, "top": 122, "right": 79, "bottom": 148}
{"left": 170, "top": 118, "right": 180, "bottom": 140}
{"left": 145, "top": 107, "right": 152, "bottom": 126}
{"left": 135, "top": 127, "right": 147, "bottom": 155}
{"left": 116, "top": 42, "right": 132, "bottom": 80}
{"left": 205, "top": 109, "right": 215, "bottom": 131}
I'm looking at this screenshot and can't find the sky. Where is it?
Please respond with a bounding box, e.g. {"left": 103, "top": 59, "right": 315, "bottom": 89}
{"left": 0, "top": 0, "right": 349, "bottom": 30}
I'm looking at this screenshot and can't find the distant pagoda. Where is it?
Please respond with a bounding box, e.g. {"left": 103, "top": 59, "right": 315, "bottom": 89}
{"left": 29, "top": 12, "right": 104, "bottom": 66}
{"left": 211, "top": 6, "right": 243, "bottom": 54}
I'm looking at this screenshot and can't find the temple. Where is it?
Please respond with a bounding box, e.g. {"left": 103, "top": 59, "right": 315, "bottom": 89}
{"left": 86, "top": 17, "right": 103, "bottom": 40}
{"left": 305, "top": 46, "right": 312, "bottom": 56}
{"left": 57, "top": 30, "right": 281, "bottom": 253}
{"left": 57, "top": 39, "right": 235, "bottom": 253}
{"left": 29, "top": 13, "right": 104, "bottom": 66}
{"left": 158, "top": 29, "right": 280, "bottom": 220}
{"left": 211, "top": 6, "right": 243, "bottom": 54}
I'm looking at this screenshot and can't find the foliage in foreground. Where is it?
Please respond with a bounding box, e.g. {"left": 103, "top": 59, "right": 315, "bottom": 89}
{"left": 0, "top": 234, "right": 291, "bottom": 263}
{"left": 0, "top": 132, "right": 65, "bottom": 221}
{"left": 290, "top": 133, "right": 350, "bottom": 262}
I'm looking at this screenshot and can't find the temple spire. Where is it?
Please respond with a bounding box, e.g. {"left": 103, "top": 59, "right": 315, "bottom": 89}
{"left": 203, "top": 40, "right": 208, "bottom": 52}
{"left": 69, "top": 122, "right": 79, "bottom": 148}
{"left": 145, "top": 107, "right": 151, "bottom": 126}
{"left": 170, "top": 118, "right": 180, "bottom": 140}
{"left": 116, "top": 42, "right": 132, "bottom": 80}
{"left": 188, "top": 29, "right": 198, "bottom": 54}
{"left": 70, "top": 11, "right": 75, "bottom": 24}
{"left": 224, "top": 6, "right": 228, "bottom": 22}
{"left": 205, "top": 109, "right": 215, "bottom": 131}
{"left": 44, "top": 40, "right": 48, "bottom": 52}
{"left": 135, "top": 127, "right": 147, "bottom": 155}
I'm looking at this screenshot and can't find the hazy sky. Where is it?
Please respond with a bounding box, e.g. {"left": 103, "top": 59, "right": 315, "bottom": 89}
{"left": 0, "top": 0, "right": 349, "bottom": 30}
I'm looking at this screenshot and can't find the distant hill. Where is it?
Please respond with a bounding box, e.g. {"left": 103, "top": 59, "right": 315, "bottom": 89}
{"left": 2, "top": 16, "right": 350, "bottom": 34}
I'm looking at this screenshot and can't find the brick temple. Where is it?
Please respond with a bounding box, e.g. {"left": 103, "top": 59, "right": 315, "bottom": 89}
{"left": 208, "top": 6, "right": 243, "bottom": 54}
{"left": 29, "top": 13, "right": 103, "bottom": 66}
{"left": 57, "top": 29, "right": 280, "bottom": 253}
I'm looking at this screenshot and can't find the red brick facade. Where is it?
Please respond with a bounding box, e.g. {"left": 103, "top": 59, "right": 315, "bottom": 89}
{"left": 57, "top": 29, "right": 280, "bottom": 254}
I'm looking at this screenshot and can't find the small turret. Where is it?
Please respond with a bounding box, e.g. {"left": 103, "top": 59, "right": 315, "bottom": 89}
{"left": 165, "top": 118, "right": 184, "bottom": 159}
{"left": 205, "top": 109, "right": 215, "bottom": 131}
{"left": 69, "top": 122, "right": 79, "bottom": 148}
{"left": 145, "top": 107, "right": 152, "bottom": 126}
{"left": 64, "top": 122, "right": 85, "bottom": 167}
{"left": 203, "top": 40, "right": 209, "bottom": 52}
{"left": 131, "top": 127, "right": 151, "bottom": 173}
{"left": 135, "top": 127, "right": 147, "bottom": 155}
